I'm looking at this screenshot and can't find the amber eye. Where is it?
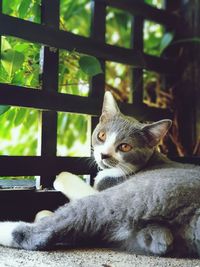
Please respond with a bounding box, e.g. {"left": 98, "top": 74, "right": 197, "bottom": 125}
{"left": 97, "top": 131, "right": 106, "bottom": 142}
{"left": 118, "top": 143, "right": 132, "bottom": 152}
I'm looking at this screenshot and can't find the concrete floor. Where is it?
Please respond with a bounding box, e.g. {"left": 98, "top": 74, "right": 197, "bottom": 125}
{"left": 1, "top": 247, "right": 200, "bottom": 267}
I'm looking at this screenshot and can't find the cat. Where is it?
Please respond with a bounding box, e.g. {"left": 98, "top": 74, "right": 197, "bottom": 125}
{"left": 0, "top": 91, "right": 200, "bottom": 258}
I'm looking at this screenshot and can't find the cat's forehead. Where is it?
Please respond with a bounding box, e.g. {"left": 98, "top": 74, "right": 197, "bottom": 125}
{"left": 100, "top": 114, "right": 143, "bottom": 133}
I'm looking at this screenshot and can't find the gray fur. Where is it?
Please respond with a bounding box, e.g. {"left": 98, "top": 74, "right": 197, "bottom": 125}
{"left": 6, "top": 92, "right": 200, "bottom": 257}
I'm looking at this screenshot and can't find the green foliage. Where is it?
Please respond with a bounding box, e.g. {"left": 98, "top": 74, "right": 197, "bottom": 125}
{"left": 1, "top": 49, "right": 25, "bottom": 81}
{"left": 0, "top": 37, "right": 41, "bottom": 87}
{"left": 59, "top": 50, "right": 89, "bottom": 96}
{"left": 144, "top": 0, "right": 164, "bottom": 9}
{"left": 0, "top": 106, "right": 10, "bottom": 115}
{"left": 160, "top": 32, "right": 174, "bottom": 53}
{"left": 0, "top": 107, "right": 38, "bottom": 156}
{"left": 144, "top": 20, "right": 164, "bottom": 56}
{"left": 60, "top": 0, "right": 91, "bottom": 37}
{"left": 57, "top": 113, "right": 90, "bottom": 157}
{"left": 106, "top": 62, "right": 131, "bottom": 102}
{"left": 79, "top": 55, "right": 103, "bottom": 77}
{"left": 106, "top": 7, "right": 132, "bottom": 49}
{"left": 3, "top": 0, "right": 41, "bottom": 23}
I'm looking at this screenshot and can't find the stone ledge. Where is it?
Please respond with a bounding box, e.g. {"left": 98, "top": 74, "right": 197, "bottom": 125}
{"left": 0, "top": 247, "right": 200, "bottom": 267}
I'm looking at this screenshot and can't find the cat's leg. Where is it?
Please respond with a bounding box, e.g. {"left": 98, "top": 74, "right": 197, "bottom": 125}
{"left": 54, "top": 172, "right": 97, "bottom": 200}
{"left": 0, "top": 194, "right": 110, "bottom": 250}
{"left": 34, "top": 172, "right": 97, "bottom": 223}
{"left": 0, "top": 221, "right": 25, "bottom": 247}
{"left": 94, "top": 168, "right": 126, "bottom": 191}
{"left": 135, "top": 224, "right": 173, "bottom": 256}
{"left": 180, "top": 210, "right": 200, "bottom": 257}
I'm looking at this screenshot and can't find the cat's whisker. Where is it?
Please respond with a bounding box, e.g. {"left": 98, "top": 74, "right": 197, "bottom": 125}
{"left": 116, "top": 164, "right": 128, "bottom": 177}
{"left": 118, "top": 162, "right": 135, "bottom": 176}
{"left": 81, "top": 157, "right": 98, "bottom": 171}
{"left": 89, "top": 159, "right": 98, "bottom": 169}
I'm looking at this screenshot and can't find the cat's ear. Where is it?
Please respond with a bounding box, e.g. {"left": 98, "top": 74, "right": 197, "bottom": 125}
{"left": 100, "top": 91, "right": 120, "bottom": 122}
{"left": 142, "top": 119, "right": 172, "bottom": 147}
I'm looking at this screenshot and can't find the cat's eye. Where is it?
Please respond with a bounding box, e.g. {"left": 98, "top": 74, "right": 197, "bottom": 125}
{"left": 97, "top": 131, "right": 106, "bottom": 142}
{"left": 118, "top": 143, "right": 132, "bottom": 152}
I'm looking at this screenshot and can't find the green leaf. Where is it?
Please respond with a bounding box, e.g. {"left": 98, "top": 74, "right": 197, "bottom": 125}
{"left": 79, "top": 55, "right": 103, "bottom": 77}
{"left": 1, "top": 49, "right": 25, "bottom": 80}
{"left": 6, "top": 108, "right": 16, "bottom": 123}
{"left": 66, "top": 131, "right": 75, "bottom": 149}
{"left": 14, "top": 43, "right": 30, "bottom": 53}
{"left": 31, "top": 2, "right": 41, "bottom": 23}
{"left": 2, "top": 0, "right": 18, "bottom": 15}
{"left": 0, "top": 105, "right": 10, "bottom": 116}
{"left": 2, "top": 37, "right": 11, "bottom": 52}
{"left": 18, "top": 0, "right": 32, "bottom": 18}
{"left": 160, "top": 32, "right": 174, "bottom": 53}
{"left": 14, "top": 108, "right": 27, "bottom": 126}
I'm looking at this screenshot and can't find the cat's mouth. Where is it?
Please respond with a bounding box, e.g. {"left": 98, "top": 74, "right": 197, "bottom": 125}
{"left": 99, "top": 160, "right": 110, "bottom": 169}
{"left": 99, "top": 159, "right": 116, "bottom": 169}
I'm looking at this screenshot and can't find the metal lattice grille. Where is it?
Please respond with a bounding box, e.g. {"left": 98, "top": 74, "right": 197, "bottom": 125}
{"left": 0, "top": 0, "right": 181, "bottom": 189}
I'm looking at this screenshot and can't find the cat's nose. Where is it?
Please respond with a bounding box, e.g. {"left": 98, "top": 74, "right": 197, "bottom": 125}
{"left": 101, "top": 153, "right": 110, "bottom": 160}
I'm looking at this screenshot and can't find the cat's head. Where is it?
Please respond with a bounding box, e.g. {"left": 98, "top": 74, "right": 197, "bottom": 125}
{"left": 92, "top": 91, "right": 172, "bottom": 175}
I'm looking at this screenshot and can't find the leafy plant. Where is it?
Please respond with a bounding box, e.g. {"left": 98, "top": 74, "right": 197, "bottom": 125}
{"left": 59, "top": 50, "right": 102, "bottom": 96}
{"left": 160, "top": 32, "right": 174, "bottom": 53}
{"left": 106, "top": 7, "right": 132, "bottom": 49}
{"left": 79, "top": 55, "right": 103, "bottom": 77}
{"left": 0, "top": 105, "right": 10, "bottom": 115}
{"left": 144, "top": 20, "right": 165, "bottom": 56}
{"left": 0, "top": 36, "right": 41, "bottom": 87}
{"left": 144, "top": 0, "right": 164, "bottom": 9}
{"left": 2, "top": 0, "right": 41, "bottom": 23}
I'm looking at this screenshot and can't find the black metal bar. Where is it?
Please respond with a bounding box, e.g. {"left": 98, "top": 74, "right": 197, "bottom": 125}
{"left": 0, "top": 190, "right": 67, "bottom": 221}
{"left": 40, "top": 0, "right": 59, "bottom": 188}
{"left": 0, "top": 84, "right": 102, "bottom": 115}
{"left": 90, "top": 0, "right": 106, "bottom": 100}
{"left": 90, "top": 0, "right": 106, "bottom": 185}
{"left": 0, "top": 156, "right": 95, "bottom": 176}
{"left": 131, "top": 15, "right": 144, "bottom": 104}
{"left": 94, "top": 0, "right": 181, "bottom": 28}
{"left": 0, "top": 83, "right": 171, "bottom": 119}
{"left": 0, "top": 14, "right": 179, "bottom": 74}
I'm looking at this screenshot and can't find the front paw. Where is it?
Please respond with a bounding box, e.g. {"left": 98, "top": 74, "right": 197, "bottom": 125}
{"left": 94, "top": 177, "right": 119, "bottom": 191}
{"left": 54, "top": 172, "right": 96, "bottom": 200}
{"left": 137, "top": 225, "right": 173, "bottom": 256}
{"left": 94, "top": 170, "right": 125, "bottom": 191}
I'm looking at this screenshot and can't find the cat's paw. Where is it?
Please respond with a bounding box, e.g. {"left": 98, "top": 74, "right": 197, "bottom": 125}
{"left": 137, "top": 225, "right": 173, "bottom": 256}
{"left": 94, "top": 176, "right": 124, "bottom": 191}
{"left": 94, "top": 168, "right": 125, "bottom": 191}
{"left": 34, "top": 210, "right": 54, "bottom": 222}
{"left": 54, "top": 172, "right": 97, "bottom": 200}
{"left": 0, "top": 221, "right": 22, "bottom": 247}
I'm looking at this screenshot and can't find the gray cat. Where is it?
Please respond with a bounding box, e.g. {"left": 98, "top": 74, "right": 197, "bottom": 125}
{"left": 0, "top": 91, "right": 200, "bottom": 258}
